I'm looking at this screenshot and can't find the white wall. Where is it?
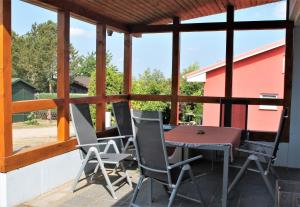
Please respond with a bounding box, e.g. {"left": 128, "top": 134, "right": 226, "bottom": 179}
{"left": 0, "top": 150, "right": 82, "bottom": 207}
{"left": 274, "top": 26, "right": 300, "bottom": 168}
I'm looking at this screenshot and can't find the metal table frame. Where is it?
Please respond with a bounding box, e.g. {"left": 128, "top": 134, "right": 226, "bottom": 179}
{"left": 165, "top": 141, "right": 231, "bottom": 207}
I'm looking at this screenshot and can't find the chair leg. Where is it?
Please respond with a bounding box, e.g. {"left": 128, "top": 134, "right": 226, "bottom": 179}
{"left": 254, "top": 158, "right": 274, "bottom": 199}
{"left": 95, "top": 153, "right": 118, "bottom": 199}
{"left": 168, "top": 165, "right": 187, "bottom": 207}
{"left": 188, "top": 167, "right": 205, "bottom": 206}
{"left": 130, "top": 175, "right": 145, "bottom": 206}
{"left": 72, "top": 149, "right": 95, "bottom": 192}
{"left": 149, "top": 178, "right": 153, "bottom": 205}
{"left": 228, "top": 157, "right": 252, "bottom": 193}
{"left": 120, "top": 162, "right": 133, "bottom": 188}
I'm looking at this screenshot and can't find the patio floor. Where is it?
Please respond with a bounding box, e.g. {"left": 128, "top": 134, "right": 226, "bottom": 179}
{"left": 18, "top": 160, "right": 300, "bottom": 207}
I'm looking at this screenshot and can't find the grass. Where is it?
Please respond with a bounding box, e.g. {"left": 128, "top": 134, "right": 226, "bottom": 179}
{"left": 13, "top": 119, "right": 57, "bottom": 129}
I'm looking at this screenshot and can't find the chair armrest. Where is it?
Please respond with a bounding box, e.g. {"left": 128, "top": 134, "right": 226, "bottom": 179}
{"left": 76, "top": 142, "right": 107, "bottom": 148}
{"left": 236, "top": 148, "right": 273, "bottom": 158}
{"left": 244, "top": 140, "right": 273, "bottom": 149}
{"left": 168, "top": 155, "right": 203, "bottom": 169}
{"left": 96, "top": 135, "right": 130, "bottom": 141}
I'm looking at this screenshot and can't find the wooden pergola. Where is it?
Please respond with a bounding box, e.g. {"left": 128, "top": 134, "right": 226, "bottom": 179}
{"left": 0, "top": 0, "right": 294, "bottom": 172}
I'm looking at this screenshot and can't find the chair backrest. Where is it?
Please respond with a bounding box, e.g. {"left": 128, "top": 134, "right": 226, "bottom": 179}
{"left": 266, "top": 107, "right": 288, "bottom": 172}
{"left": 219, "top": 98, "right": 248, "bottom": 131}
{"left": 131, "top": 110, "right": 170, "bottom": 182}
{"left": 70, "top": 103, "right": 99, "bottom": 155}
{"left": 112, "top": 101, "right": 133, "bottom": 136}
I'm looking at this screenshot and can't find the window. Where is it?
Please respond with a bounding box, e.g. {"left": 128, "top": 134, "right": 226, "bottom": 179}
{"left": 259, "top": 93, "right": 278, "bottom": 110}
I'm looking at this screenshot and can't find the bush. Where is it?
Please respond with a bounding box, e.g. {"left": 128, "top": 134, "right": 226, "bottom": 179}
{"left": 24, "top": 112, "right": 39, "bottom": 125}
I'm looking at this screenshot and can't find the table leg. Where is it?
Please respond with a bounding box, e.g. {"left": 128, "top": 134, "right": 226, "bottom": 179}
{"left": 222, "top": 146, "right": 230, "bottom": 207}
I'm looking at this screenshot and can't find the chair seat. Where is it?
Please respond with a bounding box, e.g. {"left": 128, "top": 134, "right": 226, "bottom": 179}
{"left": 100, "top": 153, "right": 131, "bottom": 164}
{"left": 144, "top": 165, "right": 190, "bottom": 184}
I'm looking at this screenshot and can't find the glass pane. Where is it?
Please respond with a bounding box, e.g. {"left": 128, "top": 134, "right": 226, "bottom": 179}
{"left": 12, "top": 0, "right": 57, "bottom": 100}
{"left": 132, "top": 33, "right": 172, "bottom": 95}
{"left": 233, "top": 30, "right": 285, "bottom": 99}
{"left": 202, "top": 103, "right": 220, "bottom": 127}
{"left": 182, "top": 12, "right": 226, "bottom": 24}
{"left": 70, "top": 17, "right": 96, "bottom": 97}
{"left": 181, "top": 32, "right": 226, "bottom": 97}
{"left": 247, "top": 105, "right": 283, "bottom": 132}
{"left": 131, "top": 101, "right": 171, "bottom": 124}
{"left": 13, "top": 109, "right": 58, "bottom": 153}
{"left": 179, "top": 103, "right": 203, "bottom": 125}
{"left": 107, "top": 32, "right": 124, "bottom": 95}
{"left": 235, "top": 1, "right": 287, "bottom": 22}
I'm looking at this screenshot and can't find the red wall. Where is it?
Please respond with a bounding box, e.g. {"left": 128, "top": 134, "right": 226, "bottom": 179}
{"left": 203, "top": 46, "right": 285, "bottom": 131}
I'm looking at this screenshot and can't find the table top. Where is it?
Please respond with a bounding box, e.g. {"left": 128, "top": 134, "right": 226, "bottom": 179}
{"left": 164, "top": 125, "right": 242, "bottom": 149}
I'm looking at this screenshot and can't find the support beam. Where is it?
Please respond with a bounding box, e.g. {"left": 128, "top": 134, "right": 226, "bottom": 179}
{"left": 129, "top": 20, "right": 291, "bottom": 34}
{"left": 0, "top": 0, "right": 13, "bottom": 157}
{"left": 57, "top": 10, "right": 70, "bottom": 142}
{"left": 170, "top": 17, "right": 180, "bottom": 125}
{"left": 95, "top": 23, "right": 106, "bottom": 131}
{"left": 224, "top": 5, "right": 234, "bottom": 127}
{"left": 123, "top": 33, "right": 132, "bottom": 95}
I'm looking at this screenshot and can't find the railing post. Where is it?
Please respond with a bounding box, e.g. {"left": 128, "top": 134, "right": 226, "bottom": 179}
{"left": 96, "top": 23, "right": 106, "bottom": 131}
{"left": 57, "top": 10, "right": 70, "bottom": 141}
{"left": 0, "top": 0, "right": 13, "bottom": 157}
{"left": 170, "top": 17, "right": 181, "bottom": 125}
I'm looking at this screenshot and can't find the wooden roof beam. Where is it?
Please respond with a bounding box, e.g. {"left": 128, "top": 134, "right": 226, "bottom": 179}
{"left": 129, "top": 20, "right": 292, "bottom": 34}
{"left": 23, "top": 0, "right": 129, "bottom": 32}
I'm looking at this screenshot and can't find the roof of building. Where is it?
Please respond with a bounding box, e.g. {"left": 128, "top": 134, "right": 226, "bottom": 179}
{"left": 12, "top": 78, "right": 37, "bottom": 90}
{"left": 184, "top": 40, "right": 285, "bottom": 79}
{"left": 27, "top": 0, "right": 277, "bottom": 26}
{"left": 72, "top": 76, "right": 90, "bottom": 88}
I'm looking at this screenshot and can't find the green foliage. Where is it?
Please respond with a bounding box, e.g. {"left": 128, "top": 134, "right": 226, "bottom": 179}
{"left": 12, "top": 21, "right": 81, "bottom": 93}
{"left": 24, "top": 112, "right": 39, "bottom": 125}
{"left": 180, "top": 63, "right": 204, "bottom": 124}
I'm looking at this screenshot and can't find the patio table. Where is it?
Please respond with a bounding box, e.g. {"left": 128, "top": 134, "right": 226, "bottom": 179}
{"left": 164, "top": 125, "right": 242, "bottom": 207}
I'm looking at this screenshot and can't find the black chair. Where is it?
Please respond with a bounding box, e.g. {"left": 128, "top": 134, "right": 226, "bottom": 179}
{"left": 130, "top": 110, "right": 205, "bottom": 207}
{"left": 228, "top": 107, "right": 288, "bottom": 199}
{"left": 112, "top": 101, "right": 135, "bottom": 155}
{"left": 70, "top": 103, "right": 132, "bottom": 199}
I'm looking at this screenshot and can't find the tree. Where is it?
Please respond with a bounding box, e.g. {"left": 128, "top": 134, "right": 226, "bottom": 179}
{"left": 12, "top": 21, "right": 81, "bottom": 93}
{"left": 131, "top": 69, "right": 171, "bottom": 123}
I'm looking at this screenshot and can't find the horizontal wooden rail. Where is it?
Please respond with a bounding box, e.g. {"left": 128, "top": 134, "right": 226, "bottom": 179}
{"left": 130, "top": 94, "right": 172, "bottom": 102}
{"left": 106, "top": 95, "right": 129, "bottom": 103}
{"left": 12, "top": 99, "right": 63, "bottom": 113}
{"left": 129, "top": 20, "right": 291, "bottom": 34}
{"left": 0, "top": 138, "right": 77, "bottom": 172}
{"left": 70, "top": 96, "right": 104, "bottom": 104}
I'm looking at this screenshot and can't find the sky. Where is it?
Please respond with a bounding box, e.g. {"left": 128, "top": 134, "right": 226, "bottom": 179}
{"left": 12, "top": 0, "right": 286, "bottom": 78}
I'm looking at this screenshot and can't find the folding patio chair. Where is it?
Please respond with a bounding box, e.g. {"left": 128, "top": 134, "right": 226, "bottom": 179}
{"left": 130, "top": 110, "right": 205, "bottom": 207}
{"left": 112, "top": 101, "right": 135, "bottom": 155}
{"left": 228, "top": 107, "right": 288, "bottom": 199}
{"left": 112, "top": 101, "right": 183, "bottom": 164}
{"left": 70, "top": 103, "right": 132, "bottom": 199}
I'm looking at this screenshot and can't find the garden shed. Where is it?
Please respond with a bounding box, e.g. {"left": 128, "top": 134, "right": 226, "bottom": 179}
{"left": 12, "top": 78, "right": 36, "bottom": 122}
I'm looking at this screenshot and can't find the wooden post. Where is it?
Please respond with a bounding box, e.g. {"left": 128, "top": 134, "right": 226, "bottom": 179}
{"left": 170, "top": 17, "right": 180, "bottom": 125}
{"left": 95, "top": 23, "right": 106, "bottom": 131}
{"left": 283, "top": 0, "right": 293, "bottom": 139}
{"left": 224, "top": 5, "right": 234, "bottom": 127}
{"left": 57, "top": 10, "right": 70, "bottom": 141}
{"left": 124, "top": 33, "right": 132, "bottom": 95}
{"left": 0, "top": 0, "right": 12, "bottom": 157}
